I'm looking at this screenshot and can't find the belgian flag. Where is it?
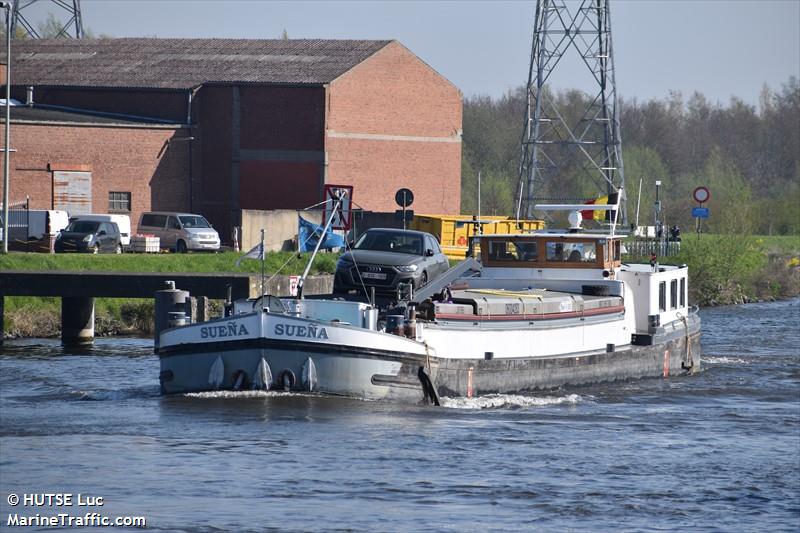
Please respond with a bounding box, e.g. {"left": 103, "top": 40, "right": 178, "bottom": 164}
{"left": 581, "top": 195, "right": 608, "bottom": 221}
{"left": 581, "top": 192, "right": 619, "bottom": 223}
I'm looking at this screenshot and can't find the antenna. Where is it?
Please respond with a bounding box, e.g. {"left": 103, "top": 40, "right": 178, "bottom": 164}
{"left": 11, "top": 0, "right": 85, "bottom": 39}
{"left": 516, "top": 0, "right": 626, "bottom": 226}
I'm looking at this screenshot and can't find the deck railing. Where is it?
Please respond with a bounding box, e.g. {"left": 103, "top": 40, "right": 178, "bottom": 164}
{"left": 624, "top": 239, "right": 682, "bottom": 259}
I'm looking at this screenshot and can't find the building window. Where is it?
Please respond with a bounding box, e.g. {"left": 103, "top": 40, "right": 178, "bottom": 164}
{"left": 109, "top": 191, "right": 131, "bottom": 212}
{"left": 659, "top": 281, "right": 666, "bottom": 312}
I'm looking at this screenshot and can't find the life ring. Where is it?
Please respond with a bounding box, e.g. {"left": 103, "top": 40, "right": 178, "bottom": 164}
{"left": 457, "top": 236, "right": 467, "bottom": 246}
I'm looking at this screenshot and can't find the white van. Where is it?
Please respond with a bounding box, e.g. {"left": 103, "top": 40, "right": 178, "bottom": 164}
{"left": 137, "top": 211, "right": 220, "bottom": 252}
{"left": 70, "top": 214, "right": 131, "bottom": 247}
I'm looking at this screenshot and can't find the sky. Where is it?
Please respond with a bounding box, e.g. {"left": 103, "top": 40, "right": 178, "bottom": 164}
{"left": 20, "top": 0, "right": 800, "bottom": 106}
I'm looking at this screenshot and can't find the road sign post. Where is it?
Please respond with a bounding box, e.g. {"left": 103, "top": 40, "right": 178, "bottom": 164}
{"left": 395, "top": 188, "right": 414, "bottom": 230}
{"left": 692, "top": 186, "right": 711, "bottom": 237}
{"left": 322, "top": 184, "right": 353, "bottom": 231}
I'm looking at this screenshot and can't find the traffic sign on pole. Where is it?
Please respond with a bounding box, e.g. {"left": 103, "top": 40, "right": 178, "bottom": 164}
{"left": 693, "top": 186, "right": 710, "bottom": 204}
{"left": 395, "top": 188, "right": 414, "bottom": 229}
{"left": 322, "top": 184, "right": 353, "bottom": 231}
{"left": 395, "top": 188, "right": 414, "bottom": 208}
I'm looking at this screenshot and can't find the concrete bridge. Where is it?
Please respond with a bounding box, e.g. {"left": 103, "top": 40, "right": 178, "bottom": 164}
{"left": 0, "top": 271, "right": 333, "bottom": 345}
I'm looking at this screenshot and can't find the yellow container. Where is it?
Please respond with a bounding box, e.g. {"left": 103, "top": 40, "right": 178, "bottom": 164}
{"left": 411, "top": 214, "right": 545, "bottom": 259}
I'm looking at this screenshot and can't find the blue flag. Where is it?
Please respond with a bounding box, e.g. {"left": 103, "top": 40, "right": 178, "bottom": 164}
{"left": 298, "top": 216, "right": 345, "bottom": 252}
{"left": 235, "top": 241, "right": 264, "bottom": 267}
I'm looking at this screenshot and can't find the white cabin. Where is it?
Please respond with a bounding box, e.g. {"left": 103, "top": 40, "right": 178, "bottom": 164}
{"left": 617, "top": 263, "right": 689, "bottom": 334}
{"left": 469, "top": 232, "right": 689, "bottom": 340}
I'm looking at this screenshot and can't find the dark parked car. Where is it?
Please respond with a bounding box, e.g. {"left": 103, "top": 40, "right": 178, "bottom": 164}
{"left": 55, "top": 220, "right": 123, "bottom": 254}
{"left": 334, "top": 228, "right": 450, "bottom": 295}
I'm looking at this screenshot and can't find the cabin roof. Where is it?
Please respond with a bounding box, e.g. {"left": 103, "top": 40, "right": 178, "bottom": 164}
{"left": 475, "top": 232, "right": 622, "bottom": 240}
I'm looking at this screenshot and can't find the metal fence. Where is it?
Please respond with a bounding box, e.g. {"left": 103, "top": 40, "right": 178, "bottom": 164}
{"left": 0, "top": 197, "right": 30, "bottom": 241}
{"left": 624, "top": 239, "right": 682, "bottom": 259}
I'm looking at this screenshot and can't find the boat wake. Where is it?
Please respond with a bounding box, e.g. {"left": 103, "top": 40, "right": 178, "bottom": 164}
{"left": 72, "top": 387, "right": 160, "bottom": 401}
{"left": 440, "top": 393, "right": 584, "bottom": 410}
{"left": 184, "top": 390, "right": 314, "bottom": 399}
{"left": 702, "top": 355, "right": 750, "bottom": 365}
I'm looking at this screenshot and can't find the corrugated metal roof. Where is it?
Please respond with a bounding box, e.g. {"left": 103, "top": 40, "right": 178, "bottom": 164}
{"left": 11, "top": 38, "right": 393, "bottom": 90}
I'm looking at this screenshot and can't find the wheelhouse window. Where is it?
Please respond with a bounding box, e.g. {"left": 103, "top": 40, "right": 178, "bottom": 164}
{"left": 659, "top": 281, "right": 667, "bottom": 312}
{"left": 488, "top": 240, "right": 520, "bottom": 261}
{"left": 670, "top": 279, "right": 678, "bottom": 309}
{"left": 680, "top": 278, "right": 686, "bottom": 307}
{"left": 488, "top": 240, "right": 539, "bottom": 262}
{"left": 108, "top": 191, "right": 131, "bottom": 212}
{"left": 515, "top": 241, "right": 538, "bottom": 261}
{"left": 545, "top": 241, "right": 595, "bottom": 263}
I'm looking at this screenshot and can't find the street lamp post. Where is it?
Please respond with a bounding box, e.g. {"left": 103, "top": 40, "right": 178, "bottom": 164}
{"left": 1, "top": 1, "right": 10, "bottom": 254}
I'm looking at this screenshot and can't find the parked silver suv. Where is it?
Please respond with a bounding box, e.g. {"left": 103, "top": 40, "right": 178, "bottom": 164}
{"left": 137, "top": 212, "right": 220, "bottom": 252}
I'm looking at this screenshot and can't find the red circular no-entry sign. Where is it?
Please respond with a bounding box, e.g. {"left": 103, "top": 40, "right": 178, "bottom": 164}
{"left": 693, "top": 186, "right": 710, "bottom": 203}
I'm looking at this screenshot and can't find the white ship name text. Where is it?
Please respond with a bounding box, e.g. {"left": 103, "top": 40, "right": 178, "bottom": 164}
{"left": 200, "top": 322, "right": 249, "bottom": 339}
{"left": 274, "top": 324, "right": 329, "bottom": 339}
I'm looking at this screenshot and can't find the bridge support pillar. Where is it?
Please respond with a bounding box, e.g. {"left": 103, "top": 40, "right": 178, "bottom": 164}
{"left": 62, "top": 297, "right": 95, "bottom": 345}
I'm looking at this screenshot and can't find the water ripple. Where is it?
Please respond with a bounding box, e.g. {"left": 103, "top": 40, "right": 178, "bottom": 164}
{"left": 0, "top": 299, "right": 798, "bottom": 531}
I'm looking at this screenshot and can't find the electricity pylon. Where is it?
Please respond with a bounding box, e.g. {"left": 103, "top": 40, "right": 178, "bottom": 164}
{"left": 516, "top": 0, "right": 626, "bottom": 225}
{"left": 11, "top": 0, "right": 84, "bottom": 38}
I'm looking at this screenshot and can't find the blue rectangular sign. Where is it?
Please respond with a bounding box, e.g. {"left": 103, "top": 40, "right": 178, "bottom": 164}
{"left": 692, "top": 207, "right": 709, "bottom": 218}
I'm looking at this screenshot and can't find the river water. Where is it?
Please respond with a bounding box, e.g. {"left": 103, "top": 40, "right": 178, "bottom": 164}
{"left": 1, "top": 299, "right": 798, "bottom": 532}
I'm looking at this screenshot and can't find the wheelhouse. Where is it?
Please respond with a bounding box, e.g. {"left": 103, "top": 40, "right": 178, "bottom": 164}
{"left": 474, "top": 233, "right": 622, "bottom": 271}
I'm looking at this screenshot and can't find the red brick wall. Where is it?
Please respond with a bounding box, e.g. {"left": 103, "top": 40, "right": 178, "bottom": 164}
{"left": 0, "top": 122, "right": 189, "bottom": 230}
{"left": 325, "top": 137, "right": 461, "bottom": 214}
{"left": 326, "top": 41, "right": 462, "bottom": 214}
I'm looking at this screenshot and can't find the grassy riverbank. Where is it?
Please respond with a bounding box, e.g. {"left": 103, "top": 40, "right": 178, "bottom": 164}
{"left": 0, "top": 250, "right": 338, "bottom": 275}
{"left": 2, "top": 235, "right": 798, "bottom": 338}
{"left": 0, "top": 251, "right": 338, "bottom": 339}
{"left": 629, "top": 234, "right": 800, "bottom": 306}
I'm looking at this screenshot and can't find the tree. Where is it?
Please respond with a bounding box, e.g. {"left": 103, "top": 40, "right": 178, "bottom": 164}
{"left": 38, "top": 13, "right": 69, "bottom": 38}
{"left": 703, "top": 147, "right": 755, "bottom": 235}
{"left": 462, "top": 77, "right": 799, "bottom": 234}
{"left": 623, "top": 145, "right": 670, "bottom": 228}
{"left": 478, "top": 172, "right": 514, "bottom": 216}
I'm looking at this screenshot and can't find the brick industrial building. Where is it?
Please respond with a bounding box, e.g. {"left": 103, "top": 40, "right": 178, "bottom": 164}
{"left": 1, "top": 38, "right": 462, "bottom": 240}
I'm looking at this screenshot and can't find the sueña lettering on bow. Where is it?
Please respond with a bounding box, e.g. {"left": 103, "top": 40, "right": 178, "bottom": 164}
{"left": 274, "top": 323, "right": 329, "bottom": 339}
{"left": 200, "top": 322, "right": 250, "bottom": 339}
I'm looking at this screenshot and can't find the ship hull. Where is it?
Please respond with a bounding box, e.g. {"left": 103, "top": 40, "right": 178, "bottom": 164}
{"left": 431, "top": 315, "right": 700, "bottom": 397}
{"left": 158, "top": 310, "right": 700, "bottom": 403}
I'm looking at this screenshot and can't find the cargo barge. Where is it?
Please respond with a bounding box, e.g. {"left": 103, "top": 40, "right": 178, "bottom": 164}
{"left": 156, "top": 202, "right": 700, "bottom": 404}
